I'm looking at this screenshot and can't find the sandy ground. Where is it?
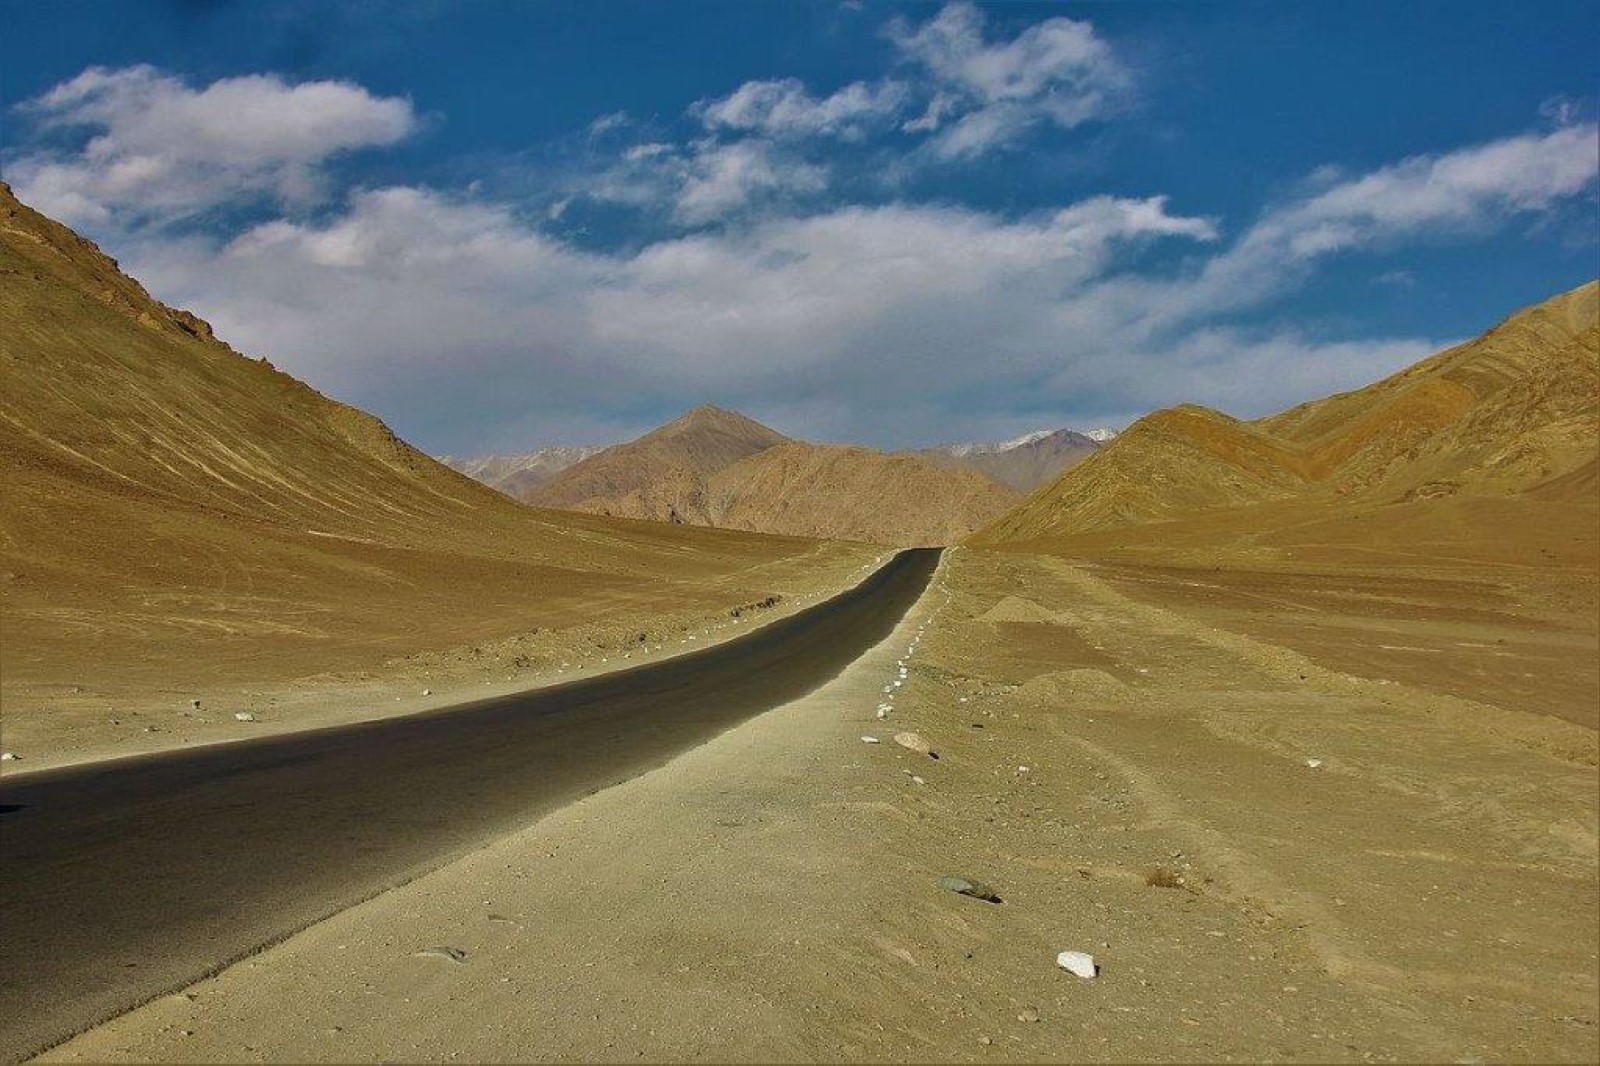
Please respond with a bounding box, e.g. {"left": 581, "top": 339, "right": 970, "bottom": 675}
{"left": 46, "top": 547, "right": 1597, "bottom": 1062}
{"left": 0, "top": 543, "right": 884, "bottom": 775}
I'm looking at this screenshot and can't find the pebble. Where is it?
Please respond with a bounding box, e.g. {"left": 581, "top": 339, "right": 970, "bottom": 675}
{"left": 190, "top": 699, "right": 202, "bottom": 710}
{"left": 1017, "top": 1009, "right": 1040, "bottom": 1023}
{"left": 0, "top": 751, "right": 17, "bottom": 761}
{"left": 893, "top": 731, "right": 932, "bottom": 755}
{"left": 860, "top": 736, "right": 881, "bottom": 744}
{"left": 421, "top": 689, "right": 432, "bottom": 697}
{"left": 412, "top": 946, "right": 467, "bottom": 964}
{"left": 1306, "top": 758, "right": 1323, "bottom": 769}
{"left": 233, "top": 712, "right": 255, "bottom": 722}
{"left": 1057, "top": 950, "right": 1097, "bottom": 979}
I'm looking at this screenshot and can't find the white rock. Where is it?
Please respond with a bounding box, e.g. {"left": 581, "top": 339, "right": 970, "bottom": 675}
{"left": 233, "top": 712, "right": 256, "bottom": 722}
{"left": 421, "top": 689, "right": 432, "bottom": 697}
{"left": 1057, "top": 950, "right": 1097, "bottom": 979}
{"left": 893, "top": 731, "right": 931, "bottom": 755}
{"left": 910, "top": 775, "right": 926, "bottom": 785}
{"left": 893, "top": 679, "right": 903, "bottom": 688}
{"left": 861, "top": 735, "right": 881, "bottom": 744}
{"left": 876, "top": 708, "right": 889, "bottom": 720}
{"left": 1306, "top": 758, "right": 1323, "bottom": 769}
{"left": 0, "top": 751, "right": 17, "bottom": 761}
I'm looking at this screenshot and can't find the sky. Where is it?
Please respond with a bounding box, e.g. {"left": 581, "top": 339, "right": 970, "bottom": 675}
{"left": 2, "top": 0, "right": 1596, "bottom": 454}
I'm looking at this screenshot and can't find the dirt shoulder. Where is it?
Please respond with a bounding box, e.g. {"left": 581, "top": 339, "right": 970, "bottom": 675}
{"left": 46, "top": 548, "right": 1598, "bottom": 1062}
{"left": 1, "top": 541, "right": 884, "bottom": 775}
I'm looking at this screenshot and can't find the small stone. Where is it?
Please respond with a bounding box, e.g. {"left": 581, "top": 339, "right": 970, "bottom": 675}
{"left": 190, "top": 699, "right": 202, "bottom": 710}
{"left": 940, "top": 875, "right": 1002, "bottom": 903}
{"left": 1017, "top": 1009, "right": 1040, "bottom": 1023}
{"left": 910, "top": 775, "right": 926, "bottom": 786}
{"left": 233, "top": 712, "right": 256, "bottom": 722}
{"left": 412, "top": 946, "right": 466, "bottom": 964}
{"left": 861, "top": 735, "right": 881, "bottom": 744}
{"left": 421, "top": 689, "right": 432, "bottom": 697}
{"left": 0, "top": 751, "right": 17, "bottom": 761}
{"left": 978, "top": 1035, "right": 992, "bottom": 1046}
{"left": 1305, "top": 758, "right": 1323, "bottom": 769}
{"left": 1057, "top": 950, "right": 1097, "bottom": 979}
{"left": 893, "top": 731, "right": 931, "bottom": 755}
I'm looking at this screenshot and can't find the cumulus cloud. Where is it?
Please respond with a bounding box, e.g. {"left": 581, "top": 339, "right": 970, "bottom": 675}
{"left": 587, "top": 137, "right": 829, "bottom": 224}
{"left": 9, "top": 57, "right": 1594, "bottom": 452}
{"left": 693, "top": 77, "right": 907, "bottom": 140}
{"left": 8, "top": 65, "right": 415, "bottom": 225}
{"left": 888, "top": 1, "right": 1130, "bottom": 158}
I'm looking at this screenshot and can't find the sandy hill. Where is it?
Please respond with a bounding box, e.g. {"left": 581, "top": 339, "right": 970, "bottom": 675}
{"left": 919, "top": 428, "right": 1101, "bottom": 491}
{"left": 705, "top": 441, "right": 1020, "bottom": 546}
{"left": 975, "top": 282, "right": 1599, "bottom": 545}
{"left": 441, "top": 447, "right": 602, "bottom": 497}
{"left": 0, "top": 184, "right": 869, "bottom": 762}
{"left": 520, "top": 409, "right": 1020, "bottom": 544}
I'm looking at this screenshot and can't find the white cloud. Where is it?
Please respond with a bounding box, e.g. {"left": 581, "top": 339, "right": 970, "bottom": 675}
{"left": 694, "top": 77, "right": 907, "bottom": 140}
{"left": 9, "top": 65, "right": 415, "bottom": 225}
{"left": 588, "top": 137, "right": 829, "bottom": 223}
{"left": 889, "top": 2, "right": 1129, "bottom": 158}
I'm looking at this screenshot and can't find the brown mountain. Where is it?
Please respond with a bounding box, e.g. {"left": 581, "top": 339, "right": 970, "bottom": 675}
{"left": 520, "top": 405, "right": 789, "bottom": 523}
{"left": 706, "top": 442, "right": 1020, "bottom": 546}
{"left": 0, "top": 183, "right": 847, "bottom": 760}
{"left": 520, "top": 408, "right": 1020, "bottom": 544}
{"left": 975, "top": 281, "right": 1599, "bottom": 545}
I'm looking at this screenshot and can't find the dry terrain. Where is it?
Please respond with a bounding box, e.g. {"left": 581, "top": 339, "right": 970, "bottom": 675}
{"left": 0, "top": 184, "right": 880, "bottom": 770}
{"left": 520, "top": 406, "right": 1020, "bottom": 544}
{"left": 48, "top": 546, "right": 1597, "bottom": 1063}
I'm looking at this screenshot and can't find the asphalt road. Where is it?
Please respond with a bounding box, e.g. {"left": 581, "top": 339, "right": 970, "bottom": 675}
{"left": 0, "top": 547, "right": 941, "bottom": 1061}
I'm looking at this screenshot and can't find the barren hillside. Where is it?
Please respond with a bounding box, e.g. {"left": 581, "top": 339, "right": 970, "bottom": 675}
{"left": 707, "top": 441, "right": 1021, "bottom": 545}
{"left": 975, "top": 282, "right": 1599, "bottom": 544}
{"left": 0, "top": 184, "right": 874, "bottom": 764}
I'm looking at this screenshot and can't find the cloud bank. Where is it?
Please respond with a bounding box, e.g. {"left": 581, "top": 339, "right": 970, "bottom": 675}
{"left": 5, "top": 3, "right": 1595, "bottom": 452}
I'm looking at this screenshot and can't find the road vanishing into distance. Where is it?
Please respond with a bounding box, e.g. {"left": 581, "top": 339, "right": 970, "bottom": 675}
{"left": 0, "top": 547, "right": 941, "bottom": 1061}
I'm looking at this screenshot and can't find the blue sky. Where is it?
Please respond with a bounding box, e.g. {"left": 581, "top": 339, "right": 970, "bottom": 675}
{"left": 3, "top": 0, "right": 1596, "bottom": 453}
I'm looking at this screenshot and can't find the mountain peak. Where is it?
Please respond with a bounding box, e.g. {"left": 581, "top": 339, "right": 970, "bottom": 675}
{"left": 653, "top": 404, "right": 789, "bottom": 444}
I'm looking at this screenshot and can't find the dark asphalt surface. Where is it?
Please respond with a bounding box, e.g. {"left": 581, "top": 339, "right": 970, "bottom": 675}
{"left": 0, "top": 547, "right": 940, "bottom": 1061}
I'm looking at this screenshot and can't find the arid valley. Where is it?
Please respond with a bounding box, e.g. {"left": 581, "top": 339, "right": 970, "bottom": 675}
{"left": 2, "top": 4, "right": 1597, "bottom": 1064}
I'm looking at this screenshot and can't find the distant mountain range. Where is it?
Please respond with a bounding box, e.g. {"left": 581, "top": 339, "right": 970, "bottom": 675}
{"left": 447, "top": 420, "right": 1119, "bottom": 508}
{"left": 457, "top": 405, "right": 1023, "bottom": 545}
{"left": 440, "top": 447, "right": 604, "bottom": 496}
{"left": 917, "top": 428, "right": 1105, "bottom": 492}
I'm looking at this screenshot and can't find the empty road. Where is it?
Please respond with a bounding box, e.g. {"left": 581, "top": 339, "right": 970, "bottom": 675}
{"left": 0, "top": 547, "right": 941, "bottom": 1060}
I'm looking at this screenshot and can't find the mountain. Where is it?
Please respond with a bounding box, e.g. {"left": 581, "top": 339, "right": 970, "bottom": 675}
{"left": 520, "top": 405, "right": 790, "bottom": 523}
{"left": 974, "top": 281, "right": 1599, "bottom": 545}
{"left": 519, "top": 407, "right": 1020, "bottom": 544}
{"left": 920, "top": 428, "right": 1101, "bottom": 492}
{"left": 441, "top": 447, "right": 602, "bottom": 497}
{"left": 1084, "top": 427, "right": 1119, "bottom": 443}
{"left": 705, "top": 442, "right": 1020, "bottom": 546}
{"left": 0, "top": 183, "right": 841, "bottom": 750}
